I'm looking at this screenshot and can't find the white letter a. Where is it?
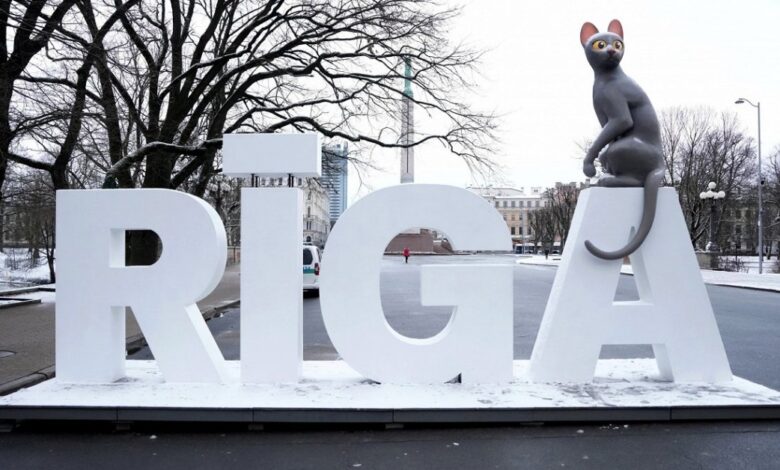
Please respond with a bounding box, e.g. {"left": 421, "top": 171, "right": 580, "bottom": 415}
{"left": 529, "top": 188, "right": 732, "bottom": 383}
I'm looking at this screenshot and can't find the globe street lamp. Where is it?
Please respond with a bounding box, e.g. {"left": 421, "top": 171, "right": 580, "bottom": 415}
{"left": 735, "top": 97, "right": 763, "bottom": 273}
{"left": 699, "top": 182, "right": 725, "bottom": 253}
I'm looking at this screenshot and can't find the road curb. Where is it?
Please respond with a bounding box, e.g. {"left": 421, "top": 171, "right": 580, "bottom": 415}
{"left": 701, "top": 282, "right": 780, "bottom": 294}
{"left": 3, "top": 404, "right": 780, "bottom": 427}
{"left": 0, "top": 366, "right": 54, "bottom": 396}
{"left": 0, "top": 298, "right": 42, "bottom": 310}
{"left": 0, "top": 300, "right": 240, "bottom": 397}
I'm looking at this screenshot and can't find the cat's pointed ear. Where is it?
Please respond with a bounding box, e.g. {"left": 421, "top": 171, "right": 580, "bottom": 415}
{"left": 580, "top": 22, "right": 599, "bottom": 45}
{"left": 608, "top": 19, "right": 624, "bottom": 38}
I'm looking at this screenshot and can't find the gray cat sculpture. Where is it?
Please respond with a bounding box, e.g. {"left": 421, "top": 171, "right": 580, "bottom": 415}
{"left": 580, "top": 19, "right": 666, "bottom": 260}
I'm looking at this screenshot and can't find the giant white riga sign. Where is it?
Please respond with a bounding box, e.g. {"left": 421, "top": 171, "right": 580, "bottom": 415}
{"left": 55, "top": 134, "right": 732, "bottom": 387}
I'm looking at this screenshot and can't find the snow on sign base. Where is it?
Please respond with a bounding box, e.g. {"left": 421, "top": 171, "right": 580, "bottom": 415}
{"left": 2, "top": 360, "right": 779, "bottom": 412}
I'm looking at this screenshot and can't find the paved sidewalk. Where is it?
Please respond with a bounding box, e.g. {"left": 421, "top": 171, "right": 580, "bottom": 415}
{"left": 516, "top": 255, "right": 780, "bottom": 293}
{"left": 0, "top": 264, "right": 240, "bottom": 394}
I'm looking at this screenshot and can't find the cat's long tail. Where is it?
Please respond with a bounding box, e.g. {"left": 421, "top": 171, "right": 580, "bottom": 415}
{"left": 584, "top": 168, "right": 665, "bottom": 260}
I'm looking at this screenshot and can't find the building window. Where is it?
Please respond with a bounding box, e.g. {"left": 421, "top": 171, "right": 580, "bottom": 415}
{"left": 502, "top": 201, "right": 507, "bottom": 208}
{"left": 511, "top": 201, "right": 516, "bottom": 208}
{"left": 510, "top": 227, "right": 516, "bottom": 235}
{"left": 494, "top": 201, "right": 499, "bottom": 208}
{"left": 535, "top": 200, "right": 540, "bottom": 207}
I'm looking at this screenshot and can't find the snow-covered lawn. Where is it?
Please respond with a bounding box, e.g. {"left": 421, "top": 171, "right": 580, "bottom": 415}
{"left": 0, "top": 249, "right": 54, "bottom": 287}
{"left": 718, "top": 255, "right": 780, "bottom": 274}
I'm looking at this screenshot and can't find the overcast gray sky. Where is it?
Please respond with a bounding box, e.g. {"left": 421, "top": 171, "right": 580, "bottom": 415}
{"left": 347, "top": 0, "right": 780, "bottom": 202}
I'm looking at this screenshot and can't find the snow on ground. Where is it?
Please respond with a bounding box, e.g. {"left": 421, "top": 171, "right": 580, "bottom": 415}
{"left": 0, "top": 249, "right": 53, "bottom": 287}
{"left": 3, "top": 359, "right": 778, "bottom": 409}
{"left": 721, "top": 255, "right": 780, "bottom": 274}
{"left": 0, "top": 290, "right": 55, "bottom": 303}
{"left": 517, "top": 255, "right": 780, "bottom": 293}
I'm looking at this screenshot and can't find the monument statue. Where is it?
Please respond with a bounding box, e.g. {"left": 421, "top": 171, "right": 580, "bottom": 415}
{"left": 580, "top": 19, "right": 666, "bottom": 260}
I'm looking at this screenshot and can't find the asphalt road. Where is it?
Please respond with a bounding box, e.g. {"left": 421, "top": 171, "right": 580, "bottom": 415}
{"left": 132, "top": 254, "right": 780, "bottom": 390}
{"left": 3, "top": 422, "right": 780, "bottom": 470}
{"left": 7, "top": 255, "right": 780, "bottom": 469}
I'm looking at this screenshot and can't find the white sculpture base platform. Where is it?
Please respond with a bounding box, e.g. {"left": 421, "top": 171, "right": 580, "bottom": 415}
{"left": 2, "top": 360, "right": 779, "bottom": 424}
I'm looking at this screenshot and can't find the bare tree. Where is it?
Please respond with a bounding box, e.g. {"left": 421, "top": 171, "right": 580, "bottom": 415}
{"left": 528, "top": 207, "right": 555, "bottom": 253}
{"left": 0, "top": 0, "right": 78, "bottom": 198}
{"left": 8, "top": 0, "right": 145, "bottom": 191}
{"left": 761, "top": 147, "right": 780, "bottom": 258}
{"left": 545, "top": 183, "right": 581, "bottom": 251}
{"left": 2, "top": 165, "right": 56, "bottom": 282}
{"left": 765, "top": 147, "right": 780, "bottom": 222}
{"left": 660, "top": 107, "right": 756, "bottom": 249}
{"left": 7, "top": 0, "right": 498, "bottom": 265}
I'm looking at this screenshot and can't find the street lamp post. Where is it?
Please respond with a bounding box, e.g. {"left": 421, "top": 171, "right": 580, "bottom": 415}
{"left": 699, "top": 182, "right": 726, "bottom": 256}
{"left": 735, "top": 98, "right": 763, "bottom": 273}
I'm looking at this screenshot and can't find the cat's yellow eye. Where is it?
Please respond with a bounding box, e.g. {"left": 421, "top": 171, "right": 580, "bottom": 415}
{"left": 591, "top": 40, "right": 607, "bottom": 51}
{"left": 613, "top": 40, "right": 623, "bottom": 50}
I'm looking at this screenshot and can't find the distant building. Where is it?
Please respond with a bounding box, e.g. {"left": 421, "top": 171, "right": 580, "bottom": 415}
{"left": 322, "top": 143, "right": 349, "bottom": 226}
{"left": 251, "top": 176, "right": 330, "bottom": 247}
{"left": 720, "top": 203, "right": 759, "bottom": 254}
{"left": 467, "top": 186, "right": 548, "bottom": 252}
{"left": 1, "top": 203, "right": 27, "bottom": 248}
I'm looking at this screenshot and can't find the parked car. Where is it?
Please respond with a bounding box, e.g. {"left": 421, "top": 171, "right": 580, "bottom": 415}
{"left": 303, "top": 245, "right": 321, "bottom": 296}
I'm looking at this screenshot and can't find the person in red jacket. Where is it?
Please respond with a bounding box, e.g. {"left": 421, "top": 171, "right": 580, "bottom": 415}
{"left": 403, "top": 247, "right": 410, "bottom": 264}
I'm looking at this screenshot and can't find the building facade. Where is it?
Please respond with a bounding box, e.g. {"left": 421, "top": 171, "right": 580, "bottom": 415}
{"left": 321, "top": 143, "right": 349, "bottom": 226}
{"left": 718, "top": 203, "right": 779, "bottom": 256}
{"left": 467, "top": 186, "right": 547, "bottom": 252}
{"left": 251, "top": 176, "right": 331, "bottom": 248}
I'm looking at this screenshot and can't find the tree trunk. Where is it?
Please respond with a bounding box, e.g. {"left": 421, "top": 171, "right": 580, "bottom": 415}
{"left": 0, "top": 75, "right": 12, "bottom": 226}
{"left": 127, "top": 149, "right": 175, "bottom": 264}
{"left": 47, "top": 253, "right": 55, "bottom": 283}
{"left": 125, "top": 230, "right": 161, "bottom": 266}
{"left": 0, "top": 196, "right": 5, "bottom": 252}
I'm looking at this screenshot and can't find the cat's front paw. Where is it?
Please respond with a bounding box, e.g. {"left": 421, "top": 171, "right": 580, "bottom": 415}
{"left": 583, "top": 161, "right": 596, "bottom": 177}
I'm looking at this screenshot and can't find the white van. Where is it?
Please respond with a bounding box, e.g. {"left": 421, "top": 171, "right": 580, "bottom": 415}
{"left": 303, "top": 245, "right": 321, "bottom": 296}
